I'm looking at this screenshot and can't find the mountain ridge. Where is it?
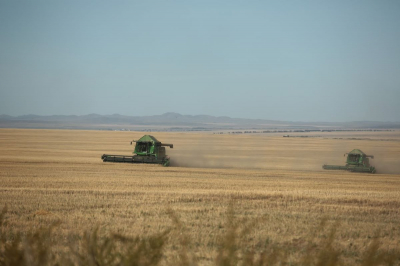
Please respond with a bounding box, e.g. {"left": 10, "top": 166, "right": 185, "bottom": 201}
{"left": 0, "top": 112, "right": 399, "bottom": 130}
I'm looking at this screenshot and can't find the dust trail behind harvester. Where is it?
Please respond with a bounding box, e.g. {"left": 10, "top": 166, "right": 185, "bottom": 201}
{"left": 168, "top": 135, "right": 331, "bottom": 171}
{"left": 167, "top": 134, "right": 400, "bottom": 174}
{"left": 363, "top": 147, "right": 400, "bottom": 174}
{"left": 168, "top": 136, "right": 258, "bottom": 169}
{"left": 372, "top": 159, "right": 400, "bottom": 174}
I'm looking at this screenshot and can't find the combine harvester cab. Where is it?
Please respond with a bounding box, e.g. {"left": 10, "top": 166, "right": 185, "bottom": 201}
{"left": 323, "top": 149, "right": 376, "bottom": 173}
{"left": 101, "top": 135, "right": 173, "bottom": 167}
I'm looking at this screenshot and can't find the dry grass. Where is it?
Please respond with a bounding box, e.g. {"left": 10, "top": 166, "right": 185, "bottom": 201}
{"left": 0, "top": 129, "right": 399, "bottom": 265}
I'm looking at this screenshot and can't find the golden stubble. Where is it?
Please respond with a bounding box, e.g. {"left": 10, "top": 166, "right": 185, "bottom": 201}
{"left": 0, "top": 128, "right": 399, "bottom": 264}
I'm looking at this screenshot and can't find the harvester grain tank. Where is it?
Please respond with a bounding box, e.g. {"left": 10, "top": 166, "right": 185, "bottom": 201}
{"left": 101, "top": 135, "right": 173, "bottom": 166}
{"left": 323, "top": 149, "right": 376, "bottom": 173}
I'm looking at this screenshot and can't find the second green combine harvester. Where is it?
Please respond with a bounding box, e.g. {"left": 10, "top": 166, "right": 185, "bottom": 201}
{"left": 323, "top": 149, "right": 376, "bottom": 173}
{"left": 101, "top": 135, "right": 173, "bottom": 166}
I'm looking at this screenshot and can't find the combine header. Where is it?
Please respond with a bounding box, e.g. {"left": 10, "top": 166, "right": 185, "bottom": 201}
{"left": 101, "top": 135, "right": 173, "bottom": 166}
{"left": 323, "top": 149, "right": 376, "bottom": 173}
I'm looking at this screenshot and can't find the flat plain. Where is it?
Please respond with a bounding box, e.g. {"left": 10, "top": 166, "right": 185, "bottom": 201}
{"left": 0, "top": 128, "right": 399, "bottom": 265}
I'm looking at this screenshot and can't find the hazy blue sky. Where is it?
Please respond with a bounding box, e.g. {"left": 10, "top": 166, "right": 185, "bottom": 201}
{"left": 0, "top": 1, "right": 399, "bottom": 122}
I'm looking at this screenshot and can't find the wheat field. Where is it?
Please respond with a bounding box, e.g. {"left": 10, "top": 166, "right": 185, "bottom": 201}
{"left": 0, "top": 128, "right": 399, "bottom": 265}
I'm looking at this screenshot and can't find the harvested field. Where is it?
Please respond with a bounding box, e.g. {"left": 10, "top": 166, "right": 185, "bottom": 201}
{"left": 0, "top": 129, "right": 399, "bottom": 265}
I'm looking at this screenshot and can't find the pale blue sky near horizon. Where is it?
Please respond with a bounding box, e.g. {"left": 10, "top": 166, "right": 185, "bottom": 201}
{"left": 0, "top": 1, "right": 399, "bottom": 122}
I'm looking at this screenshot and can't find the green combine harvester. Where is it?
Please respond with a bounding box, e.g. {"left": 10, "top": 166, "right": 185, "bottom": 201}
{"left": 323, "top": 149, "right": 376, "bottom": 173}
{"left": 101, "top": 135, "right": 173, "bottom": 166}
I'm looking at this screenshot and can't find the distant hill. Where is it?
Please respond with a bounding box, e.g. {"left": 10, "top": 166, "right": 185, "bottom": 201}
{"left": 0, "top": 112, "right": 399, "bottom": 131}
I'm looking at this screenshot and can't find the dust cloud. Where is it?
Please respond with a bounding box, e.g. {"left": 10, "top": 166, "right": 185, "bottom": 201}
{"left": 168, "top": 151, "right": 261, "bottom": 169}
{"left": 167, "top": 136, "right": 326, "bottom": 171}
{"left": 366, "top": 148, "right": 400, "bottom": 174}
{"left": 372, "top": 159, "right": 400, "bottom": 174}
{"left": 168, "top": 137, "right": 262, "bottom": 169}
{"left": 166, "top": 135, "right": 400, "bottom": 174}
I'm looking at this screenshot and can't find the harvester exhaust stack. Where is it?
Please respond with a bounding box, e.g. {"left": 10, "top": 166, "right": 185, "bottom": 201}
{"left": 102, "top": 135, "right": 173, "bottom": 167}
{"left": 323, "top": 149, "right": 376, "bottom": 174}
